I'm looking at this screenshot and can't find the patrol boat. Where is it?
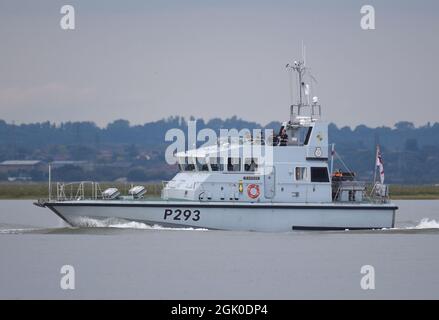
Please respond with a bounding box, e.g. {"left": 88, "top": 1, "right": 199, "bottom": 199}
{"left": 35, "top": 59, "right": 397, "bottom": 231}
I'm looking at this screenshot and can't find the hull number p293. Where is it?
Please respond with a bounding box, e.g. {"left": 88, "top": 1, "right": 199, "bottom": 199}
{"left": 164, "top": 209, "right": 200, "bottom": 221}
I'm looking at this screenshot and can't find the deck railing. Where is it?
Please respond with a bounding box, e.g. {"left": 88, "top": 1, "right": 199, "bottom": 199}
{"left": 332, "top": 181, "right": 390, "bottom": 204}
{"left": 290, "top": 104, "right": 321, "bottom": 123}
{"left": 55, "top": 181, "right": 103, "bottom": 201}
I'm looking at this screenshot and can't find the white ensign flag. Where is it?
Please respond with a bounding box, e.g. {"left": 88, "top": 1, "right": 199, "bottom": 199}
{"left": 376, "top": 145, "right": 384, "bottom": 184}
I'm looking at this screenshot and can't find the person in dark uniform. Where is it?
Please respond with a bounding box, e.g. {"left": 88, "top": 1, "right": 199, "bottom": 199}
{"left": 279, "top": 128, "right": 288, "bottom": 146}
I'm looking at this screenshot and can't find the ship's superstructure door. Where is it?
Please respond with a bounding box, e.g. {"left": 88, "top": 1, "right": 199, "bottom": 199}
{"left": 264, "top": 166, "right": 275, "bottom": 199}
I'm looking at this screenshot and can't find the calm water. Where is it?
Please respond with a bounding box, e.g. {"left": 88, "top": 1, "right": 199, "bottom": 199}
{"left": 0, "top": 200, "right": 438, "bottom": 299}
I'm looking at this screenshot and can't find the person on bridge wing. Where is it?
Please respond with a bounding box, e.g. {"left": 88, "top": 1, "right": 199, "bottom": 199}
{"left": 274, "top": 125, "right": 285, "bottom": 146}
{"left": 279, "top": 128, "right": 288, "bottom": 146}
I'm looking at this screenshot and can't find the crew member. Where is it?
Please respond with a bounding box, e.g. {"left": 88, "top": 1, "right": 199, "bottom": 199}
{"left": 279, "top": 128, "right": 288, "bottom": 146}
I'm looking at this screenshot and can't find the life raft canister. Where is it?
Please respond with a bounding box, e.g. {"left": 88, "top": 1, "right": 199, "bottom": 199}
{"left": 247, "top": 184, "right": 260, "bottom": 199}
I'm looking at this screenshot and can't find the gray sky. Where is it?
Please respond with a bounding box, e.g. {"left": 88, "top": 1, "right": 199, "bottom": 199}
{"left": 0, "top": 0, "right": 438, "bottom": 127}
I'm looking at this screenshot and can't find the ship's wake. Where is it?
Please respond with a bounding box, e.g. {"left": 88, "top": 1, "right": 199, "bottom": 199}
{"left": 72, "top": 216, "right": 208, "bottom": 231}
{"left": 0, "top": 216, "right": 208, "bottom": 234}
{"left": 350, "top": 218, "right": 439, "bottom": 234}
{"left": 406, "top": 218, "right": 439, "bottom": 230}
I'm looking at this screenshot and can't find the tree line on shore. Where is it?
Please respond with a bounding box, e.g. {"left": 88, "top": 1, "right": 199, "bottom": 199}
{"left": 0, "top": 117, "right": 438, "bottom": 184}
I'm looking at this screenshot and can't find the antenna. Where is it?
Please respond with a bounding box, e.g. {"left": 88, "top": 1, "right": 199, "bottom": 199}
{"left": 287, "top": 66, "right": 294, "bottom": 106}
{"left": 302, "top": 41, "right": 306, "bottom": 66}
{"left": 48, "top": 163, "right": 51, "bottom": 201}
{"left": 286, "top": 60, "right": 306, "bottom": 106}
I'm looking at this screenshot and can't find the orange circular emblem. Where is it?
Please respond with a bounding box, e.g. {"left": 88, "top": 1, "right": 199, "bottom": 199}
{"left": 247, "top": 184, "right": 260, "bottom": 199}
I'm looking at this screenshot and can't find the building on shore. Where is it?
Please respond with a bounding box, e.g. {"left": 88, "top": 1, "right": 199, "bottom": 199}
{"left": 0, "top": 160, "right": 46, "bottom": 181}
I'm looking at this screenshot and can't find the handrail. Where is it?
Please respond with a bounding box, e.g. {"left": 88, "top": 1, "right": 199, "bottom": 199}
{"left": 55, "top": 181, "right": 103, "bottom": 201}
{"left": 290, "top": 104, "right": 321, "bottom": 123}
{"left": 333, "top": 181, "right": 390, "bottom": 204}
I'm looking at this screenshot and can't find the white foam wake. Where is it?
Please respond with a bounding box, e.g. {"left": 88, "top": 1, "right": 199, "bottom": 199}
{"left": 380, "top": 218, "right": 439, "bottom": 231}
{"left": 413, "top": 218, "right": 439, "bottom": 229}
{"left": 74, "top": 217, "right": 208, "bottom": 231}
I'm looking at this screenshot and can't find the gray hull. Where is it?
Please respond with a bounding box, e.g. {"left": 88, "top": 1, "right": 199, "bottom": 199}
{"left": 44, "top": 200, "right": 397, "bottom": 232}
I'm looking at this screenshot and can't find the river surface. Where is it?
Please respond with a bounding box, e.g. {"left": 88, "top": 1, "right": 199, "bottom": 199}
{"left": 0, "top": 200, "right": 438, "bottom": 299}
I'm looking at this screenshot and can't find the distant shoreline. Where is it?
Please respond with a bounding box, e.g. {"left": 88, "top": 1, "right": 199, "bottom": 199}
{"left": 0, "top": 182, "right": 438, "bottom": 200}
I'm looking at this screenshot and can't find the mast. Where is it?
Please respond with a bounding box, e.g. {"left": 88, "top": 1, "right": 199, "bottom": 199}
{"left": 373, "top": 145, "right": 378, "bottom": 186}
{"left": 286, "top": 47, "right": 320, "bottom": 124}
{"left": 48, "top": 163, "right": 51, "bottom": 201}
{"left": 298, "top": 62, "right": 303, "bottom": 107}
{"left": 286, "top": 59, "right": 308, "bottom": 121}
{"left": 293, "top": 60, "right": 306, "bottom": 107}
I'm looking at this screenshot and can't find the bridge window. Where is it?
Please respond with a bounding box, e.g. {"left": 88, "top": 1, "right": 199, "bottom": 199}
{"left": 184, "top": 157, "right": 195, "bottom": 171}
{"left": 303, "top": 127, "right": 313, "bottom": 145}
{"left": 196, "top": 157, "right": 209, "bottom": 171}
{"left": 227, "top": 158, "right": 241, "bottom": 172}
{"left": 177, "top": 157, "right": 186, "bottom": 171}
{"left": 311, "top": 167, "right": 329, "bottom": 182}
{"left": 295, "top": 167, "right": 307, "bottom": 181}
{"left": 244, "top": 158, "right": 258, "bottom": 172}
{"left": 209, "top": 157, "right": 224, "bottom": 171}
{"left": 178, "top": 157, "right": 194, "bottom": 171}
